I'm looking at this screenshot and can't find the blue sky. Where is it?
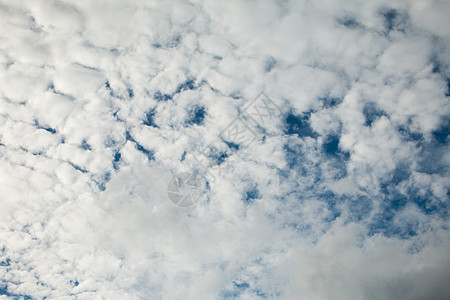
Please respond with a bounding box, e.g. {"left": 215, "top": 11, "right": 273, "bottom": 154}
{"left": 0, "top": 0, "right": 449, "bottom": 299}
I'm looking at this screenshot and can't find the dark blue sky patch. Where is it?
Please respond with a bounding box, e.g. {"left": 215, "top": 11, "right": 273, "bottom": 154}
{"left": 412, "top": 192, "right": 448, "bottom": 216}
{"left": 126, "top": 131, "right": 134, "bottom": 142}
{"left": 35, "top": 120, "right": 56, "bottom": 134}
{"left": 68, "top": 162, "right": 88, "bottom": 174}
{"left": 369, "top": 211, "right": 418, "bottom": 239}
{"left": 224, "top": 140, "right": 240, "bottom": 152}
{"left": 379, "top": 8, "right": 407, "bottom": 33}
{"left": 186, "top": 105, "right": 206, "bottom": 126}
{"left": 105, "top": 81, "right": 116, "bottom": 97}
{"left": 211, "top": 151, "right": 229, "bottom": 166}
{"left": 368, "top": 196, "right": 431, "bottom": 239}
{"left": 113, "top": 150, "right": 121, "bottom": 170}
{"left": 323, "top": 135, "right": 339, "bottom": 156}
{"left": 389, "top": 194, "right": 409, "bottom": 212}
{"left": 0, "top": 285, "right": 6, "bottom": 295}
{"left": 345, "top": 195, "right": 374, "bottom": 222}
{"left": 283, "top": 143, "right": 306, "bottom": 172}
{"left": 391, "top": 164, "right": 411, "bottom": 184}
{"left": 143, "top": 108, "right": 158, "bottom": 127}
{"left": 154, "top": 91, "right": 172, "bottom": 102}
{"left": 233, "top": 281, "right": 250, "bottom": 290}
{"left": 104, "top": 137, "right": 118, "bottom": 149}
{"left": 370, "top": 183, "right": 448, "bottom": 238}
{"left": 96, "top": 172, "right": 111, "bottom": 191}
{"left": 201, "top": 143, "right": 232, "bottom": 166}
{"left": 135, "top": 143, "right": 154, "bottom": 161}
{"left": 397, "top": 124, "right": 423, "bottom": 143}
{"left": 381, "top": 8, "right": 399, "bottom": 31}
{"left": 255, "top": 289, "right": 268, "bottom": 298}
{"left": 382, "top": 166, "right": 448, "bottom": 214}
{"left": 363, "top": 102, "right": 387, "bottom": 127}
{"left": 219, "top": 281, "right": 250, "bottom": 299}
{"left": 69, "top": 280, "right": 79, "bottom": 287}
{"left": 48, "top": 82, "right": 55, "bottom": 91}
{"left": 282, "top": 142, "right": 322, "bottom": 183}
{"left": 312, "top": 190, "right": 358, "bottom": 224}
{"left": 105, "top": 81, "right": 134, "bottom": 100}
{"left": 80, "top": 139, "right": 91, "bottom": 151}
{"left": 368, "top": 208, "right": 401, "bottom": 238}
{"left": 396, "top": 222, "right": 421, "bottom": 238}
{"left": 329, "top": 160, "right": 348, "bottom": 181}
{"left": 319, "top": 190, "right": 339, "bottom": 210}
{"left": 48, "top": 82, "right": 74, "bottom": 99}
{"left": 432, "top": 118, "right": 449, "bottom": 144}
{"left": 127, "top": 87, "right": 134, "bottom": 98}
{"left": 284, "top": 111, "right": 317, "bottom": 138}
{"left": 322, "top": 135, "right": 350, "bottom": 179}
{"left": 381, "top": 183, "right": 428, "bottom": 215}
{"left": 0, "top": 258, "right": 10, "bottom": 267}
{"left": 125, "top": 131, "right": 154, "bottom": 161}
{"left": 416, "top": 140, "right": 448, "bottom": 175}
{"left": 243, "top": 186, "right": 260, "bottom": 204}
{"left": 175, "top": 79, "right": 196, "bottom": 94}
{"left": 320, "top": 96, "right": 343, "bottom": 108}
{"left": 0, "top": 283, "right": 33, "bottom": 300}
{"left": 379, "top": 167, "right": 411, "bottom": 202}
{"left": 74, "top": 63, "right": 99, "bottom": 72}
{"left": 337, "top": 16, "right": 363, "bottom": 29}
{"left": 40, "top": 126, "right": 56, "bottom": 134}
{"left": 430, "top": 55, "right": 444, "bottom": 74}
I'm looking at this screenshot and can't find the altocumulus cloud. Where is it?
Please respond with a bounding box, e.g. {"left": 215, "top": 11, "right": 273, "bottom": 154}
{"left": 0, "top": 0, "right": 449, "bottom": 299}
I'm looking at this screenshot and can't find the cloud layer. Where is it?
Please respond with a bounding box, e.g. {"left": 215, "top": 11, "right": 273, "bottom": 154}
{"left": 0, "top": 0, "right": 449, "bottom": 299}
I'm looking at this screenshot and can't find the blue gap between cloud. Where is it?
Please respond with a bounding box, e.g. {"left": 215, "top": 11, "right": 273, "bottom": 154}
{"left": 126, "top": 131, "right": 154, "bottom": 161}
{"left": 143, "top": 108, "right": 158, "bottom": 127}
{"left": 284, "top": 111, "right": 317, "bottom": 138}
{"left": 186, "top": 105, "right": 206, "bottom": 126}
{"left": 362, "top": 102, "right": 387, "bottom": 127}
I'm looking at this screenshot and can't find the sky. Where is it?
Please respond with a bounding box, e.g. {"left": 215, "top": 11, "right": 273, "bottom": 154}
{"left": 0, "top": 0, "right": 449, "bottom": 299}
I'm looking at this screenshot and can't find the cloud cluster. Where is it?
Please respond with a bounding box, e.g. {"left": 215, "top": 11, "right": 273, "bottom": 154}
{"left": 0, "top": 0, "right": 449, "bottom": 299}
